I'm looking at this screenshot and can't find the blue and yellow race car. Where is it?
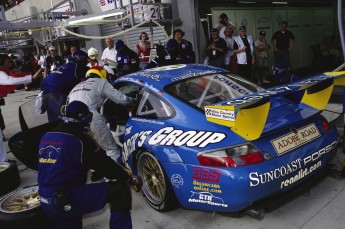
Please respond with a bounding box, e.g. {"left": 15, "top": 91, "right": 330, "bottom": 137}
{"left": 9, "top": 64, "right": 342, "bottom": 217}
{"left": 104, "top": 64, "right": 341, "bottom": 214}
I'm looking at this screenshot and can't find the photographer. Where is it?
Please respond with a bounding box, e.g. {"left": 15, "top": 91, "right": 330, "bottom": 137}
{"left": 216, "top": 13, "right": 236, "bottom": 40}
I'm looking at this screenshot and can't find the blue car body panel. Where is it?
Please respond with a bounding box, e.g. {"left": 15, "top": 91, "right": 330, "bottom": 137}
{"left": 111, "top": 64, "right": 340, "bottom": 212}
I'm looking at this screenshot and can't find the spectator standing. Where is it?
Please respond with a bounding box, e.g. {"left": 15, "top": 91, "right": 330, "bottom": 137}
{"left": 115, "top": 40, "right": 140, "bottom": 77}
{"left": 135, "top": 32, "right": 151, "bottom": 69}
{"left": 216, "top": 13, "right": 236, "bottom": 40}
{"left": 38, "top": 48, "right": 48, "bottom": 77}
{"left": 0, "top": 54, "right": 41, "bottom": 161}
{"left": 101, "top": 38, "right": 117, "bottom": 71}
{"left": 144, "top": 40, "right": 180, "bottom": 69}
{"left": 38, "top": 100, "right": 140, "bottom": 229}
{"left": 223, "top": 26, "right": 236, "bottom": 71}
{"left": 233, "top": 26, "right": 255, "bottom": 80}
{"left": 271, "top": 21, "right": 295, "bottom": 68}
{"left": 62, "top": 43, "right": 71, "bottom": 62}
{"left": 43, "top": 46, "right": 64, "bottom": 77}
{"left": 205, "top": 28, "right": 227, "bottom": 68}
{"left": 173, "top": 29, "right": 195, "bottom": 64}
{"left": 255, "top": 31, "right": 271, "bottom": 84}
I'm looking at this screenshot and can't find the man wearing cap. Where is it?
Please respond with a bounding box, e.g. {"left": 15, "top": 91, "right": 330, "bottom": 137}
{"left": 173, "top": 29, "right": 195, "bottom": 64}
{"left": 101, "top": 38, "right": 117, "bottom": 71}
{"left": 205, "top": 28, "right": 227, "bottom": 68}
{"left": 43, "top": 46, "right": 64, "bottom": 77}
{"left": 216, "top": 13, "right": 236, "bottom": 40}
{"left": 223, "top": 26, "right": 236, "bottom": 71}
{"left": 115, "top": 40, "right": 140, "bottom": 77}
{"left": 255, "top": 31, "right": 271, "bottom": 84}
{"left": 233, "top": 26, "right": 255, "bottom": 79}
{"left": 271, "top": 21, "right": 295, "bottom": 68}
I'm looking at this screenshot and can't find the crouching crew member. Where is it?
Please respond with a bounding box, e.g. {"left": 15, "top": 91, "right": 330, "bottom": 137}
{"left": 38, "top": 101, "right": 142, "bottom": 229}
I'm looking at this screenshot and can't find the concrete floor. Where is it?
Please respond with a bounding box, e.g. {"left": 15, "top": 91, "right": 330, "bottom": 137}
{"left": 2, "top": 89, "right": 345, "bottom": 229}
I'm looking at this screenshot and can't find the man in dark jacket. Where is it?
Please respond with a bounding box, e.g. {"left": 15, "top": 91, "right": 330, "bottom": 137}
{"left": 38, "top": 100, "right": 141, "bottom": 229}
{"left": 115, "top": 40, "right": 140, "bottom": 77}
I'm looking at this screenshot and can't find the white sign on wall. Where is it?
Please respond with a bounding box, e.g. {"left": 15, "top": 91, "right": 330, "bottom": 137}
{"left": 98, "top": 0, "right": 116, "bottom": 12}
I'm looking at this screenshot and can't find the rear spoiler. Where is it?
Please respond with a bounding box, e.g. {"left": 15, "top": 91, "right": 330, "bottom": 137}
{"left": 205, "top": 71, "right": 345, "bottom": 141}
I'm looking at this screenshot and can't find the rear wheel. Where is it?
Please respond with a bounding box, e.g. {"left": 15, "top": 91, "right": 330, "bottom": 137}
{"left": 137, "top": 151, "right": 178, "bottom": 212}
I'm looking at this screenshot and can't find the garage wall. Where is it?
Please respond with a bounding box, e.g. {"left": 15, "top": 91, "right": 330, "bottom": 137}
{"left": 211, "top": 8, "right": 336, "bottom": 69}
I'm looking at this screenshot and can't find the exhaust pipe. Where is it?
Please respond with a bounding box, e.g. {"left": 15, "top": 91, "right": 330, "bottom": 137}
{"left": 245, "top": 204, "right": 265, "bottom": 220}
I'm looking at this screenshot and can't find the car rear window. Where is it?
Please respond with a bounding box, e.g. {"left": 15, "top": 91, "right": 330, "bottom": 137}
{"left": 165, "top": 73, "right": 261, "bottom": 110}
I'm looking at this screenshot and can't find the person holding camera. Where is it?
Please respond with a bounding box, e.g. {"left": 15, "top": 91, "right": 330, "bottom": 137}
{"left": 216, "top": 13, "right": 236, "bottom": 40}
{"left": 205, "top": 28, "right": 227, "bottom": 68}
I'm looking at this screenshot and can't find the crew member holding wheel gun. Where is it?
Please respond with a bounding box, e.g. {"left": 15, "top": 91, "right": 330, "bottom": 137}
{"left": 38, "top": 101, "right": 142, "bottom": 229}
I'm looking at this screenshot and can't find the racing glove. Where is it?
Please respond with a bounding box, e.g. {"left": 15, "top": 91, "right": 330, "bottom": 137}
{"left": 129, "top": 175, "right": 143, "bottom": 192}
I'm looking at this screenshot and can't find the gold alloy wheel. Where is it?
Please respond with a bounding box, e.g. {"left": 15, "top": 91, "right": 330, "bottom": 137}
{"left": 0, "top": 186, "right": 40, "bottom": 213}
{"left": 138, "top": 152, "right": 166, "bottom": 204}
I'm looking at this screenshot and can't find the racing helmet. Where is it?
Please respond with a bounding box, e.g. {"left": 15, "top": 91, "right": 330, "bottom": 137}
{"left": 68, "top": 50, "right": 88, "bottom": 65}
{"left": 65, "top": 101, "right": 92, "bottom": 126}
{"left": 88, "top": 47, "right": 98, "bottom": 60}
{"left": 86, "top": 66, "right": 108, "bottom": 80}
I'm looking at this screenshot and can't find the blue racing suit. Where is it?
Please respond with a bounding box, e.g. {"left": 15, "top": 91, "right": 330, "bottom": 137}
{"left": 116, "top": 47, "right": 140, "bottom": 77}
{"left": 41, "top": 62, "right": 88, "bottom": 122}
{"left": 38, "top": 121, "right": 132, "bottom": 229}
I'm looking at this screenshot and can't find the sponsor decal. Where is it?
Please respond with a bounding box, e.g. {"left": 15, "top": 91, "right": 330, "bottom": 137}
{"left": 171, "top": 70, "right": 218, "bottom": 82}
{"left": 171, "top": 174, "right": 184, "bottom": 189}
{"left": 38, "top": 145, "right": 60, "bottom": 164}
{"left": 213, "top": 75, "right": 249, "bottom": 95}
{"left": 249, "top": 139, "right": 338, "bottom": 187}
{"left": 123, "top": 127, "right": 226, "bottom": 159}
{"left": 125, "top": 126, "right": 133, "bottom": 135}
{"left": 205, "top": 107, "right": 235, "bottom": 122}
{"left": 192, "top": 167, "right": 221, "bottom": 183}
{"left": 131, "top": 117, "right": 164, "bottom": 125}
{"left": 193, "top": 180, "right": 222, "bottom": 194}
{"left": 271, "top": 124, "right": 321, "bottom": 156}
{"left": 188, "top": 191, "right": 228, "bottom": 208}
{"left": 147, "top": 64, "right": 186, "bottom": 71}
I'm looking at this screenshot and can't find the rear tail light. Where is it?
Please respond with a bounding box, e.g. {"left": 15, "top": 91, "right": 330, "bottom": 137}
{"left": 197, "top": 144, "right": 264, "bottom": 168}
{"left": 321, "top": 120, "right": 330, "bottom": 132}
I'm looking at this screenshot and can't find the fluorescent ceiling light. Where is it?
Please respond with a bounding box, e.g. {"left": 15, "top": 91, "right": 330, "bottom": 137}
{"left": 68, "top": 11, "right": 124, "bottom": 25}
{"left": 239, "top": 1, "right": 256, "bottom": 3}
{"left": 272, "top": 1, "right": 288, "bottom": 4}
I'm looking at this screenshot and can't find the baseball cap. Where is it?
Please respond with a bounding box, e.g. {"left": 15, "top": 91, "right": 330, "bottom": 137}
{"left": 259, "top": 31, "right": 266, "bottom": 36}
{"left": 239, "top": 26, "right": 246, "bottom": 32}
{"left": 48, "top": 46, "right": 56, "bottom": 51}
{"left": 210, "top": 28, "right": 219, "bottom": 34}
{"left": 219, "top": 13, "right": 228, "bottom": 19}
{"left": 225, "top": 26, "right": 233, "bottom": 32}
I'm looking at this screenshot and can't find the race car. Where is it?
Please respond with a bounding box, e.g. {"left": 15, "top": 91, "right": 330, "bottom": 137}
{"left": 9, "top": 64, "right": 343, "bottom": 217}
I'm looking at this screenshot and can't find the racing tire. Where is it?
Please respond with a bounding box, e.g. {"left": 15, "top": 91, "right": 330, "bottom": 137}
{"left": 137, "top": 151, "right": 179, "bottom": 212}
{"left": 0, "top": 185, "right": 54, "bottom": 229}
{"left": 0, "top": 161, "right": 20, "bottom": 196}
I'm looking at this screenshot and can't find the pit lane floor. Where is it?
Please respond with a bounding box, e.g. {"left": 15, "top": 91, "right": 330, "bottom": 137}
{"left": 2, "top": 89, "right": 345, "bottom": 229}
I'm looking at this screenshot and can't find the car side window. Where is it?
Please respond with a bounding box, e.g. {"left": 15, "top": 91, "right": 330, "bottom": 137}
{"left": 136, "top": 90, "right": 173, "bottom": 119}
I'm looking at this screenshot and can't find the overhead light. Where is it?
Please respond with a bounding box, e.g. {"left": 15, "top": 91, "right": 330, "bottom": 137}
{"left": 239, "top": 1, "right": 256, "bottom": 3}
{"left": 67, "top": 10, "right": 125, "bottom": 25}
{"left": 272, "top": 1, "right": 288, "bottom": 4}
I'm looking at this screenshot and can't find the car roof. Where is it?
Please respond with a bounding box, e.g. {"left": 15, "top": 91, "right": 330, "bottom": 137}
{"left": 117, "top": 64, "right": 227, "bottom": 90}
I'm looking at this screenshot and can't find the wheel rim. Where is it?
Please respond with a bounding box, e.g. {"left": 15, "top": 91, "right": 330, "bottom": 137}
{"left": 0, "top": 162, "right": 10, "bottom": 173}
{"left": 0, "top": 186, "right": 40, "bottom": 213}
{"left": 138, "top": 152, "right": 166, "bottom": 204}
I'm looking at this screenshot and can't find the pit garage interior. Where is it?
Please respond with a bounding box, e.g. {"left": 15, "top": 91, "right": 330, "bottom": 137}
{"left": 1, "top": 0, "right": 345, "bottom": 229}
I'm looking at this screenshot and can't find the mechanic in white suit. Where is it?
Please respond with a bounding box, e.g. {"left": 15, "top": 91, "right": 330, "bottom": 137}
{"left": 233, "top": 26, "right": 255, "bottom": 80}
{"left": 67, "top": 66, "right": 134, "bottom": 164}
{"left": 0, "top": 54, "right": 42, "bottom": 161}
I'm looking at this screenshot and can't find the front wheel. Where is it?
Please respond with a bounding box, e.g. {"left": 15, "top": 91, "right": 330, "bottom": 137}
{"left": 137, "top": 151, "right": 178, "bottom": 212}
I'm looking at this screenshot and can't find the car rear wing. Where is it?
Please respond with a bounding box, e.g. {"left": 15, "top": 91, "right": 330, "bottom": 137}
{"left": 205, "top": 71, "right": 345, "bottom": 141}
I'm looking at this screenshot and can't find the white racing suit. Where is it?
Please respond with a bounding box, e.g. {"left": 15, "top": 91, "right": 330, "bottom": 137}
{"left": 68, "top": 78, "right": 133, "bottom": 162}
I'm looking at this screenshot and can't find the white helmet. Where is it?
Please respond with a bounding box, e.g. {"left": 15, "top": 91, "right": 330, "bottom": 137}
{"left": 88, "top": 47, "right": 98, "bottom": 60}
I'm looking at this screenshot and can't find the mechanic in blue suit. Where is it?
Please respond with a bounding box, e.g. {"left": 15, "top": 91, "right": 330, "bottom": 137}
{"left": 38, "top": 101, "right": 141, "bottom": 229}
{"left": 115, "top": 40, "right": 140, "bottom": 77}
{"left": 41, "top": 50, "right": 89, "bottom": 122}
